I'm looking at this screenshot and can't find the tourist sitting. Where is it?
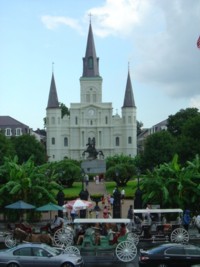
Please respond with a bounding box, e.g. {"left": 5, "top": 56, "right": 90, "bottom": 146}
{"left": 112, "top": 223, "right": 127, "bottom": 244}
{"left": 76, "top": 224, "right": 95, "bottom": 245}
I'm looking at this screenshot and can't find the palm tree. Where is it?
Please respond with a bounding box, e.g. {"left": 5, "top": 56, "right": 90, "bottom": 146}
{"left": 0, "top": 156, "right": 63, "bottom": 209}
{"left": 140, "top": 154, "right": 200, "bottom": 210}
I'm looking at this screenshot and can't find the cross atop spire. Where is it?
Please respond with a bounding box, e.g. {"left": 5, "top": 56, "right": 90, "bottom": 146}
{"left": 88, "top": 13, "right": 92, "bottom": 23}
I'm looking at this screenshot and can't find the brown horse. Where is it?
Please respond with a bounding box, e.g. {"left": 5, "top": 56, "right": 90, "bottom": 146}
{"left": 13, "top": 228, "right": 53, "bottom": 245}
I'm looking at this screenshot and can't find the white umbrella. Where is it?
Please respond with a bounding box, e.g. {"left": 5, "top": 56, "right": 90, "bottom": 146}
{"left": 65, "top": 199, "right": 93, "bottom": 211}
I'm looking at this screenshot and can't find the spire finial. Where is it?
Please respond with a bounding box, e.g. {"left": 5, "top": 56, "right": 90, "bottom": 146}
{"left": 128, "top": 61, "right": 130, "bottom": 72}
{"left": 52, "top": 62, "right": 54, "bottom": 73}
{"left": 88, "top": 13, "right": 92, "bottom": 23}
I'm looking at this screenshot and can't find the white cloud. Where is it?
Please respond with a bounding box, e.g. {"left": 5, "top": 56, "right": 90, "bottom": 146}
{"left": 86, "top": 0, "right": 150, "bottom": 37}
{"left": 189, "top": 95, "right": 200, "bottom": 111}
{"left": 134, "top": 0, "right": 200, "bottom": 99}
{"left": 41, "top": 15, "right": 82, "bottom": 32}
{"left": 41, "top": 0, "right": 150, "bottom": 37}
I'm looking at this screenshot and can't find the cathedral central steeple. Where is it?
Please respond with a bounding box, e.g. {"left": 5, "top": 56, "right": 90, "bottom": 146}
{"left": 82, "top": 22, "right": 100, "bottom": 77}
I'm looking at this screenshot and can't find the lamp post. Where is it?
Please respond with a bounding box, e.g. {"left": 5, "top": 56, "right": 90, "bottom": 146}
{"left": 79, "top": 169, "right": 87, "bottom": 218}
{"left": 134, "top": 168, "right": 143, "bottom": 210}
{"left": 113, "top": 170, "right": 121, "bottom": 218}
{"left": 81, "top": 169, "right": 85, "bottom": 191}
{"left": 137, "top": 169, "right": 140, "bottom": 189}
{"left": 57, "top": 190, "right": 64, "bottom": 218}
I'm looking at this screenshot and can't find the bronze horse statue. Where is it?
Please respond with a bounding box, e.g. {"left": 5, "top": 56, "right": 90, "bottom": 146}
{"left": 82, "top": 138, "right": 104, "bottom": 160}
{"left": 13, "top": 228, "right": 53, "bottom": 246}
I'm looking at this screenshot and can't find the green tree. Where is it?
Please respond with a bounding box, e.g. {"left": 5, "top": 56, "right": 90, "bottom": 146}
{"left": 140, "top": 131, "right": 175, "bottom": 171}
{"left": 106, "top": 154, "right": 135, "bottom": 170}
{"left": 0, "top": 133, "right": 15, "bottom": 165}
{"left": 0, "top": 157, "right": 62, "bottom": 220}
{"left": 137, "top": 121, "right": 143, "bottom": 136}
{"left": 11, "top": 134, "right": 46, "bottom": 165}
{"left": 176, "top": 116, "right": 200, "bottom": 164}
{"left": 106, "top": 154, "right": 136, "bottom": 186}
{"left": 167, "top": 107, "right": 199, "bottom": 137}
{"left": 140, "top": 154, "right": 200, "bottom": 210}
{"left": 53, "top": 159, "right": 81, "bottom": 187}
{"left": 59, "top": 102, "right": 70, "bottom": 118}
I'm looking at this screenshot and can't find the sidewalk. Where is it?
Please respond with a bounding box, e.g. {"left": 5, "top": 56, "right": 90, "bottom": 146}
{"left": 86, "top": 181, "right": 133, "bottom": 219}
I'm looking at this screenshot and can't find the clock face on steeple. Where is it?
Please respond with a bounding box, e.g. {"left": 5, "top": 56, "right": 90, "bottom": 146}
{"left": 88, "top": 109, "right": 95, "bottom": 116}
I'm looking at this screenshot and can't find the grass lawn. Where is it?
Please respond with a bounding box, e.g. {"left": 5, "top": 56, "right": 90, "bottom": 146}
{"left": 62, "top": 180, "right": 137, "bottom": 200}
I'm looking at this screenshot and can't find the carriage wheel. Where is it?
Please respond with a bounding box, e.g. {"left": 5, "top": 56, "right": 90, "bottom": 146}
{"left": 115, "top": 241, "right": 137, "bottom": 262}
{"left": 127, "top": 232, "right": 139, "bottom": 246}
{"left": 54, "top": 228, "right": 74, "bottom": 247}
{"left": 170, "top": 227, "right": 189, "bottom": 243}
{"left": 64, "top": 246, "right": 80, "bottom": 256}
{"left": 4, "top": 234, "right": 17, "bottom": 248}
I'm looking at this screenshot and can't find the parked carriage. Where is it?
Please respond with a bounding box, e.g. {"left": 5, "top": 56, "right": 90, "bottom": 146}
{"left": 131, "top": 208, "right": 190, "bottom": 243}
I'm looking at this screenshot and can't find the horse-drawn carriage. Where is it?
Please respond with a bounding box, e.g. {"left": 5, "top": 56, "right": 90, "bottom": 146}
{"left": 52, "top": 218, "right": 138, "bottom": 262}
{"left": 131, "top": 208, "right": 190, "bottom": 244}
{"left": 2, "top": 221, "right": 54, "bottom": 249}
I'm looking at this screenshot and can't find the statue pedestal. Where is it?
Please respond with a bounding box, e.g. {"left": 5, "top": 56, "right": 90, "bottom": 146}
{"left": 81, "top": 159, "right": 106, "bottom": 174}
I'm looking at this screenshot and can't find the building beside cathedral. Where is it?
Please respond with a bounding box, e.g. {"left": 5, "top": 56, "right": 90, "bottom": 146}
{"left": 46, "top": 23, "right": 137, "bottom": 162}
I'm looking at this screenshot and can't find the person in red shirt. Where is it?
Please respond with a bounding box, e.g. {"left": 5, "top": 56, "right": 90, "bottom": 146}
{"left": 103, "top": 206, "right": 109, "bottom": 218}
{"left": 112, "top": 223, "right": 127, "bottom": 243}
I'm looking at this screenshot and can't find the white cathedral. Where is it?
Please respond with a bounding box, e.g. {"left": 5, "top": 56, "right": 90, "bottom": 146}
{"left": 46, "top": 23, "right": 137, "bottom": 162}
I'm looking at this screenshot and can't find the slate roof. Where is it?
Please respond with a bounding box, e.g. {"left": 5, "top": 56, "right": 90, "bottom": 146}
{"left": 122, "top": 71, "right": 136, "bottom": 108}
{"left": 0, "top": 116, "right": 29, "bottom": 128}
{"left": 47, "top": 73, "right": 59, "bottom": 109}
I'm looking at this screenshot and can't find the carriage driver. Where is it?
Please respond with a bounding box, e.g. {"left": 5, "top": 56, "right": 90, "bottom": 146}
{"left": 50, "top": 215, "right": 64, "bottom": 231}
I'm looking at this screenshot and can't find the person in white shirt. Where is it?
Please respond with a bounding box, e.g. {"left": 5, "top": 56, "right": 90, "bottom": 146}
{"left": 62, "top": 201, "right": 68, "bottom": 220}
{"left": 50, "top": 215, "right": 64, "bottom": 231}
{"left": 121, "top": 188, "right": 125, "bottom": 204}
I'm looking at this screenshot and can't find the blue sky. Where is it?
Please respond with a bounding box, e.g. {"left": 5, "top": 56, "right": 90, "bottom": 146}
{"left": 1, "top": 0, "right": 200, "bottom": 130}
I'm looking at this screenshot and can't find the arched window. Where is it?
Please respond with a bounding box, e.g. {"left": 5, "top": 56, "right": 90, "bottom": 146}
{"left": 116, "top": 137, "right": 120, "bottom": 146}
{"left": 15, "top": 128, "right": 22, "bottom": 136}
{"left": 52, "top": 137, "right": 55, "bottom": 145}
{"left": 64, "top": 137, "right": 68, "bottom": 147}
{"left": 128, "top": 136, "right": 132, "bottom": 144}
{"left": 51, "top": 117, "right": 55, "bottom": 124}
{"left": 88, "top": 56, "right": 93, "bottom": 69}
{"left": 5, "top": 128, "right": 12, "bottom": 136}
{"left": 105, "top": 116, "right": 108, "bottom": 124}
{"left": 75, "top": 116, "right": 78, "bottom": 125}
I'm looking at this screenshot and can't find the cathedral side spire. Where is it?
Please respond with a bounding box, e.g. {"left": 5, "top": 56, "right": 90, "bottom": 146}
{"left": 47, "top": 71, "right": 59, "bottom": 108}
{"left": 82, "top": 21, "right": 100, "bottom": 77}
{"left": 122, "top": 69, "right": 135, "bottom": 108}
